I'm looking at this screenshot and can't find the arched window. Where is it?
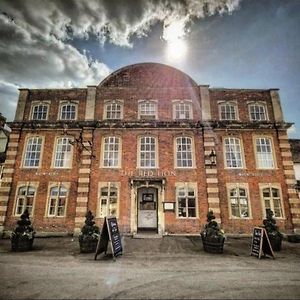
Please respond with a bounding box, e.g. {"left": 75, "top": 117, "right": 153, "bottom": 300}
{"left": 175, "top": 137, "right": 194, "bottom": 168}
{"left": 99, "top": 184, "right": 119, "bottom": 217}
{"left": 102, "top": 136, "right": 121, "bottom": 167}
{"left": 262, "top": 187, "right": 283, "bottom": 218}
{"left": 224, "top": 137, "right": 243, "bottom": 168}
{"left": 173, "top": 101, "right": 193, "bottom": 120}
{"left": 139, "top": 136, "right": 156, "bottom": 168}
{"left": 104, "top": 101, "right": 123, "bottom": 120}
{"left": 23, "top": 136, "right": 43, "bottom": 167}
{"left": 60, "top": 102, "right": 77, "bottom": 120}
{"left": 31, "top": 103, "right": 48, "bottom": 120}
{"left": 249, "top": 103, "right": 267, "bottom": 121}
{"left": 177, "top": 185, "right": 197, "bottom": 218}
{"left": 48, "top": 185, "right": 67, "bottom": 217}
{"left": 15, "top": 185, "right": 35, "bottom": 216}
{"left": 138, "top": 100, "right": 157, "bottom": 120}
{"left": 219, "top": 102, "right": 237, "bottom": 120}
{"left": 54, "top": 137, "right": 73, "bottom": 168}
{"left": 229, "top": 187, "right": 249, "bottom": 218}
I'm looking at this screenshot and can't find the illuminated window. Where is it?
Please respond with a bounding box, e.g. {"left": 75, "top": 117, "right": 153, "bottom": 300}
{"left": 262, "top": 187, "right": 283, "bottom": 218}
{"left": 23, "top": 137, "right": 43, "bottom": 167}
{"left": 173, "top": 101, "right": 193, "bottom": 120}
{"left": 219, "top": 102, "right": 237, "bottom": 120}
{"left": 31, "top": 103, "right": 48, "bottom": 120}
{"left": 139, "top": 136, "right": 156, "bottom": 168}
{"left": 176, "top": 137, "right": 194, "bottom": 168}
{"left": 102, "top": 136, "right": 120, "bottom": 167}
{"left": 15, "top": 185, "right": 35, "bottom": 216}
{"left": 229, "top": 187, "right": 249, "bottom": 218}
{"left": 54, "top": 137, "right": 73, "bottom": 168}
{"left": 138, "top": 101, "right": 157, "bottom": 120}
{"left": 177, "top": 185, "right": 196, "bottom": 218}
{"left": 104, "top": 101, "right": 123, "bottom": 120}
{"left": 48, "top": 185, "right": 67, "bottom": 217}
{"left": 256, "top": 137, "right": 274, "bottom": 169}
{"left": 99, "top": 184, "right": 118, "bottom": 218}
{"left": 249, "top": 103, "right": 267, "bottom": 121}
{"left": 224, "top": 137, "right": 243, "bottom": 168}
{"left": 60, "top": 102, "right": 77, "bottom": 120}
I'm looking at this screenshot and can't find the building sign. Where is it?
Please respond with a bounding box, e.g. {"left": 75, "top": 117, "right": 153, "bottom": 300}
{"left": 120, "top": 169, "right": 177, "bottom": 177}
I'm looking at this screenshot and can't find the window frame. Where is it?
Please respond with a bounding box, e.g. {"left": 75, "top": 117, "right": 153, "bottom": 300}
{"left": 218, "top": 101, "right": 238, "bottom": 121}
{"left": 13, "top": 182, "right": 38, "bottom": 217}
{"left": 174, "top": 136, "right": 196, "bottom": 169}
{"left": 259, "top": 184, "right": 285, "bottom": 219}
{"left": 58, "top": 101, "right": 78, "bottom": 121}
{"left": 52, "top": 136, "right": 74, "bottom": 169}
{"left": 138, "top": 100, "right": 158, "bottom": 120}
{"left": 175, "top": 182, "right": 198, "bottom": 219}
{"left": 223, "top": 136, "right": 244, "bottom": 169}
{"left": 172, "top": 100, "right": 193, "bottom": 120}
{"left": 248, "top": 101, "right": 269, "bottom": 121}
{"left": 97, "top": 182, "right": 120, "bottom": 218}
{"left": 103, "top": 100, "right": 124, "bottom": 120}
{"left": 46, "top": 182, "right": 69, "bottom": 217}
{"left": 227, "top": 183, "right": 252, "bottom": 219}
{"left": 137, "top": 136, "right": 158, "bottom": 169}
{"left": 254, "top": 135, "right": 276, "bottom": 169}
{"left": 30, "top": 101, "right": 50, "bottom": 121}
{"left": 100, "top": 136, "right": 122, "bottom": 168}
{"left": 21, "top": 135, "right": 44, "bottom": 169}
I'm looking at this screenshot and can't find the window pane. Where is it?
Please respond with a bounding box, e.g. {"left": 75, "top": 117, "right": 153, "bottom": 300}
{"left": 24, "top": 137, "right": 42, "bottom": 167}
{"left": 103, "top": 137, "right": 120, "bottom": 167}
{"left": 176, "top": 137, "right": 193, "bottom": 167}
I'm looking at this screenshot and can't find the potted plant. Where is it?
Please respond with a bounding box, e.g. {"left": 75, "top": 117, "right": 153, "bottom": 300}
{"left": 78, "top": 210, "right": 100, "bottom": 253}
{"left": 263, "top": 209, "right": 283, "bottom": 251}
{"left": 11, "top": 209, "right": 35, "bottom": 251}
{"left": 201, "top": 210, "right": 225, "bottom": 253}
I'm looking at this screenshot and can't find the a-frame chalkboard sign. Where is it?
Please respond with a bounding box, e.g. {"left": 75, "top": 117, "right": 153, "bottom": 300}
{"left": 250, "top": 227, "right": 275, "bottom": 259}
{"left": 94, "top": 216, "right": 123, "bottom": 261}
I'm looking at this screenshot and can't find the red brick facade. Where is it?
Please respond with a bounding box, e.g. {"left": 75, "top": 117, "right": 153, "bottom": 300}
{"left": 1, "top": 63, "right": 299, "bottom": 236}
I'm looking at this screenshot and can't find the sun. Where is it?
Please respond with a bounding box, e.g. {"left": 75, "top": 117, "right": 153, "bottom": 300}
{"left": 166, "top": 38, "right": 187, "bottom": 61}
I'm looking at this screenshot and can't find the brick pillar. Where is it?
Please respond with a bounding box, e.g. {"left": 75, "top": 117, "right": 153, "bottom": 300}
{"left": 73, "top": 129, "right": 93, "bottom": 235}
{"left": 204, "top": 130, "right": 221, "bottom": 224}
{"left": 278, "top": 132, "right": 300, "bottom": 233}
{"left": 0, "top": 131, "right": 20, "bottom": 235}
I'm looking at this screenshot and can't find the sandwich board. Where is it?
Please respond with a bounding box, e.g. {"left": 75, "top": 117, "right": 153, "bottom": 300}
{"left": 94, "top": 216, "right": 123, "bottom": 261}
{"left": 250, "top": 227, "right": 275, "bottom": 259}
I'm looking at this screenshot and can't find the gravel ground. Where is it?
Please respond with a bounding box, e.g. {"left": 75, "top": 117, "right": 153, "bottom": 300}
{"left": 0, "top": 236, "right": 300, "bottom": 299}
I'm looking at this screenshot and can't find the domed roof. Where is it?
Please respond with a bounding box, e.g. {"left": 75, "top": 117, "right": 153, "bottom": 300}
{"left": 98, "top": 63, "right": 198, "bottom": 88}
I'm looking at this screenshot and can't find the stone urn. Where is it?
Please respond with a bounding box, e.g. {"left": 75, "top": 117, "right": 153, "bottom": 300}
{"left": 78, "top": 210, "right": 100, "bottom": 253}
{"left": 263, "top": 209, "right": 283, "bottom": 251}
{"left": 201, "top": 210, "right": 225, "bottom": 254}
{"left": 11, "top": 209, "right": 35, "bottom": 251}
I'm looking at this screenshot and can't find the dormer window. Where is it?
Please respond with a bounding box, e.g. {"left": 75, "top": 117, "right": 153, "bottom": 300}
{"left": 248, "top": 102, "right": 268, "bottom": 121}
{"left": 173, "top": 101, "right": 193, "bottom": 120}
{"left": 104, "top": 100, "right": 123, "bottom": 120}
{"left": 138, "top": 100, "right": 157, "bottom": 120}
{"left": 219, "top": 101, "right": 238, "bottom": 120}
{"left": 59, "top": 101, "right": 77, "bottom": 120}
{"left": 31, "top": 102, "right": 49, "bottom": 120}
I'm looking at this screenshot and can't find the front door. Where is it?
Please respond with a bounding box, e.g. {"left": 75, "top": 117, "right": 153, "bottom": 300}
{"left": 137, "top": 187, "right": 158, "bottom": 230}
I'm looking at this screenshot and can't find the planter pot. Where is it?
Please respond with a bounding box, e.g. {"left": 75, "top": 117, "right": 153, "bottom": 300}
{"left": 268, "top": 234, "right": 282, "bottom": 251}
{"left": 201, "top": 234, "right": 225, "bottom": 254}
{"left": 287, "top": 234, "right": 300, "bottom": 243}
{"left": 11, "top": 235, "right": 34, "bottom": 252}
{"left": 79, "top": 236, "right": 98, "bottom": 253}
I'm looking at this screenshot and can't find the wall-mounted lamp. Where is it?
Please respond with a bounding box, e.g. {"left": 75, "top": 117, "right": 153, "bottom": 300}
{"left": 209, "top": 149, "right": 217, "bottom": 167}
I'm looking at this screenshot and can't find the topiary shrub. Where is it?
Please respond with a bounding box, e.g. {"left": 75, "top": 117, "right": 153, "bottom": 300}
{"left": 11, "top": 209, "right": 35, "bottom": 251}
{"left": 78, "top": 210, "right": 100, "bottom": 253}
{"left": 201, "top": 210, "right": 225, "bottom": 253}
{"left": 263, "top": 209, "right": 283, "bottom": 251}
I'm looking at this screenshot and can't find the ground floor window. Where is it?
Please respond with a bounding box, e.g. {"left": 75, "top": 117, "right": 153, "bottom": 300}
{"left": 99, "top": 183, "right": 119, "bottom": 218}
{"left": 176, "top": 184, "right": 197, "bottom": 218}
{"left": 48, "top": 184, "right": 68, "bottom": 217}
{"left": 262, "top": 187, "right": 283, "bottom": 218}
{"left": 229, "top": 187, "right": 249, "bottom": 218}
{"left": 15, "top": 185, "right": 36, "bottom": 216}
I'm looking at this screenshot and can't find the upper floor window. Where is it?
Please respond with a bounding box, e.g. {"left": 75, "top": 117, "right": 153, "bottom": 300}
{"left": 31, "top": 103, "right": 49, "bottom": 120}
{"left": 102, "top": 136, "right": 121, "bottom": 168}
{"left": 249, "top": 103, "right": 268, "bottom": 121}
{"left": 99, "top": 183, "right": 119, "bottom": 218}
{"left": 139, "top": 136, "right": 157, "bottom": 168}
{"left": 104, "top": 100, "right": 123, "bottom": 120}
{"left": 23, "top": 137, "right": 43, "bottom": 168}
{"left": 48, "top": 184, "right": 67, "bottom": 217}
{"left": 229, "top": 187, "right": 249, "bottom": 218}
{"left": 176, "top": 185, "right": 197, "bottom": 218}
{"left": 175, "top": 137, "right": 194, "bottom": 168}
{"left": 59, "top": 102, "right": 77, "bottom": 120}
{"left": 54, "top": 137, "right": 73, "bottom": 168}
{"left": 224, "top": 137, "right": 243, "bottom": 168}
{"left": 15, "top": 185, "right": 36, "bottom": 216}
{"left": 262, "top": 187, "right": 283, "bottom": 218}
{"left": 173, "top": 101, "right": 193, "bottom": 120}
{"left": 256, "top": 137, "right": 275, "bottom": 169}
{"left": 138, "top": 100, "right": 157, "bottom": 120}
{"left": 219, "top": 102, "right": 237, "bottom": 120}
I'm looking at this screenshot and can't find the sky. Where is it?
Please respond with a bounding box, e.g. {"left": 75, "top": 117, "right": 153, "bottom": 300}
{"left": 0, "top": 0, "right": 299, "bottom": 138}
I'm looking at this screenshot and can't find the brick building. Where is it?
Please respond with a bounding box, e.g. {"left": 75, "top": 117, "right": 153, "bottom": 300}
{"left": 1, "top": 62, "right": 299, "bottom": 236}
